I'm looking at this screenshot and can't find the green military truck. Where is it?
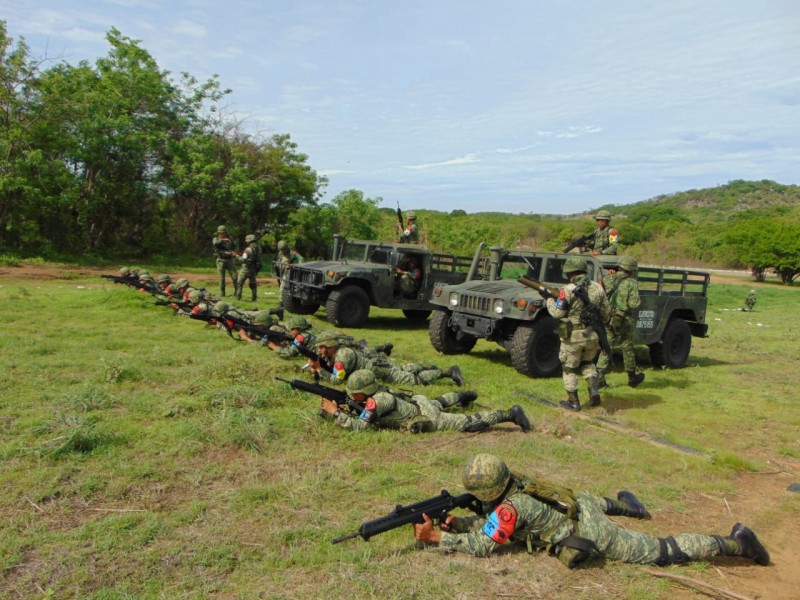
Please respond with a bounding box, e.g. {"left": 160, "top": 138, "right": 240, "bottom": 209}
{"left": 282, "top": 235, "right": 480, "bottom": 328}
{"left": 428, "top": 246, "right": 710, "bottom": 377}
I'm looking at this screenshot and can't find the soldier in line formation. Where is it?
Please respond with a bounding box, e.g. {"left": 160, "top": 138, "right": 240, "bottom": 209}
{"left": 413, "top": 454, "right": 769, "bottom": 567}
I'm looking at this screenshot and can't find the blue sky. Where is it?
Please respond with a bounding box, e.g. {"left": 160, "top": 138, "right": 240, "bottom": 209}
{"left": 3, "top": 1, "right": 799, "bottom": 214}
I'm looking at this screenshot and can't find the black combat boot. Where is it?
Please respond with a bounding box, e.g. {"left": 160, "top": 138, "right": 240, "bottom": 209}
{"left": 375, "top": 342, "right": 393, "bottom": 356}
{"left": 250, "top": 289, "right": 258, "bottom": 302}
{"left": 456, "top": 390, "right": 478, "bottom": 407}
{"left": 627, "top": 370, "right": 645, "bottom": 388}
{"left": 220, "top": 285, "right": 226, "bottom": 297}
{"left": 560, "top": 390, "right": 581, "bottom": 412}
{"left": 604, "top": 490, "right": 651, "bottom": 519}
{"left": 507, "top": 405, "right": 531, "bottom": 432}
{"left": 446, "top": 365, "right": 465, "bottom": 386}
{"left": 269, "top": 306, "right": 284, "bottom": 320}
{"left": 729, "top": 523, "right": 770, "bottom": 565}
{"left": 587, "top": 376, "right": 601, "bottom": 407}
{"left": 596, "top": 368, "right": 608, "bottom": 389}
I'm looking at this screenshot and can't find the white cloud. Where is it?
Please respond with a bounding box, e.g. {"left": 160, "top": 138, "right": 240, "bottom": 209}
{"left": 405, "top": 154, "right": 480, "bottom": 170}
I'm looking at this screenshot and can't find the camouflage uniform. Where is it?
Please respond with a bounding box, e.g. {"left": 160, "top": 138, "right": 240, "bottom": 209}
{"left": 398, "top": 212, "right": 420, "bottom": 243}
{"left": 166, "top": 278, "right": 190, "bottom": 299}
{"left": 586, "top": 211, "right": 618, "bottom": 255}
{"left": 546, "top": 258, "right": 611, "bottom": 410}
{"left": 235, "top": 234, "right": 263, "bottom": 301}
{"left": 596, "top": 257, "right": 643, "bottom": 387}
{"left": 213, "top": 226, "right": 239, "bottom": 296}
{"left": 330, "top": 371, "right": 530, "bottom": 433}
{"left": 275, "top": 241, "right": 304, "bottom": 301}
{"left": 744, "top": 290, "right": 757, "bottom": 311}
{"left": 314, "top": 332, "right": 463, "bottom": 387}
{"left": 431, "top": 455, "right": 769, "bottom": 568}
{"left": 395, "top": 255, "right": 422, "bottom": 297}
{"left": 268, "top": 316, "right": 316, "bottom": 358}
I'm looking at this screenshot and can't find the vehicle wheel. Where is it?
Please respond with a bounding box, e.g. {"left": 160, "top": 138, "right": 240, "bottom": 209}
{"left": 326, "top": 285, "right": 370, "bottom": 328}
{"left": 509, "top": 317, "right": 561, "bottom": 377}
{"left": 281, "top": 286, "right": 319, "bottom": 315}
{"left": 402, "top": 309, "right": 432, "bottom": 322}
{"left": 428, "top": 310, "right": 477, "bottom": 354}
{"left": 649, "top": 318, "right": 691, "bottom": 368}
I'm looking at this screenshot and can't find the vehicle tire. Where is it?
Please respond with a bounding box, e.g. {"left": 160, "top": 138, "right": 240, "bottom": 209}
{"left": 649, "top": 318, "right": 691, "bottom": 368}
{"left": 402, "top": 309, "right": 432, "bottom": 322}
{"left": 509, "top": 317, "right": 561, "bottom": 378}
{"left": 326, "top": 285, "right": 370, "bottom": 328}
{"left": 428, "top": 310, "right": 477, "bottom": 354}
{"left": 281, "top": 286, "right": 319, "bottom": 315}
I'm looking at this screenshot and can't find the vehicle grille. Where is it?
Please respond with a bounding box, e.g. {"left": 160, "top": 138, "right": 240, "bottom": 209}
{"left": 460, "top": 295, "right": 491, "bottom": 312}
{"left": 290, "top": 269, "right": 323, "bottom": 286}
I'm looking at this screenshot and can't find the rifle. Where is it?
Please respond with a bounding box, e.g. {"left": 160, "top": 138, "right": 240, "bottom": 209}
{"left": 396, "top": 202, "right": 404, "bottom": 231}
{"left": 517, "top": 275, "right": 559, "bottom": 299}
{"left": 563, "top": 233, "right": 593, "bottom": 254}
{"left": 189, "top": 312, "right": 236, "bottom": 339}
{"left": 571, "top": 282, "right": 613, "bottom": 359}
{"left": 331, "top": 490, "right": 482, "bottom": 544}
{"left": 275, "top": 377, "right": 361, "bottom": 412}
{"left": 154, "top": 299, "right": 191, "bottom": 309}
{"left": 101, "top": 274, "right": 138, "bottom": 286}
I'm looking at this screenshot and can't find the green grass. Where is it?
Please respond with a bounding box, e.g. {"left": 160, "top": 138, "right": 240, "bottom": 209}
{"left": 0, "top": 269, "right": 798, "bottom": 598}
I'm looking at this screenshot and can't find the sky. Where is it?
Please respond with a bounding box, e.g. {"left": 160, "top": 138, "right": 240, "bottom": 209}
{"left": 3, "top": 1, "right": 799, "bottom": 215}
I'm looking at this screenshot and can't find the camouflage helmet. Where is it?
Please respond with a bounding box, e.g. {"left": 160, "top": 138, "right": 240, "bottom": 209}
{"left": 217, "top": 225, "right": 228, "bottom": 233}
{"left": 253, "top": 312, "right": 276, "bottom": 326}
{"left": 245, "top": 234, "right": 256, "bottom": 243}
{"left": 562, "top": 256, "right": 587, "bottom": 275}
{"left": 406, "top": 211, "right": 417, "bottom": 220}
{"left": 119, "top": 267, "right": 131, "bottom": 276}
{"left": 595, "top": 210, "right": 612, "bottom": 221}
{"left": 750, "top": 289, "right": 756, "bottom": 294}
{"left": 157, "top": 274, "right": 172, "bottom": 284}
{"left": 277, "top": 240, "right": 289, "bottom": 250}
{"left": 346, "top": 370, "right": 380, "bottom": 396}
{"left": 314, "top": 330, "right": 345, "bottom": 348}
{"left": 462, "top": 454, "right": 511, "bottom": 502}
{"left": 187, "top": 289, "right": 205, "bottom": 304}
{"left": 286, "top": 315, "right": 311, "bottom": 330}
{"left": 174, "top": 277, "right": 189, "bottom": 288}
{"left": 212, "top": 301, "right": 231, "bottom": 316}
{"left": 617, "top": 256, "right": 637, "bottom": 272}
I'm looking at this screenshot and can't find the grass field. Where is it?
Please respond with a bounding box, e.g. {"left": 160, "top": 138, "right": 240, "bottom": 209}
{"left": 1, "top": 265, "right": 798, "bottom": 599}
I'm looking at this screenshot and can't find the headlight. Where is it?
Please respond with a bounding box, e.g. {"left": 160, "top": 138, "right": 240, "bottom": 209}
{"left": 493, "top": 299, "right": 504, "bottom": 314}
{"left": 448, "top": 292, "right": 459, "bottom": 306}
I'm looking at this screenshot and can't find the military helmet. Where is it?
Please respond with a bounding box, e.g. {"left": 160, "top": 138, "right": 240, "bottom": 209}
{"left": 245, "top": 234, "right": 256, "bottom": 243}
{"left": 346, "top": 370, "right": 380, "bottom": 396}
{"left": 217, "top": 225, "right": 228, "bottom": 233}
{"left": 617, "top": 256, "right": 637, "bottom": 272}
{"left": 750, "top": 289, "right": 756, "bottom": 294}
{"left": 563, "top": 256, "right": 587, "bottom": 275}
{"left": 253, "top": 312, "right": 276, "bottom": 326}
{"left": 174, "top": 277, "right": 189, "bottom": 288}
{"left": 119, "top": 267, "right": 131, "bottom": 276}
{"left": 212, "top": 301, "right": 231, "bottom": 316}
{"left": 157, "top": 274, "right": 172, "bottom": 284}
{"left": 315, "top": 330, "right": 345, "bottom": 348}
{"left": 406, "top": 211, "right": 417, "bottom": 220}
{"left": 277, "top": 240, "right": 289, "bottom": 250}
{"left": 462, "top": 454, "right": 511, "bottom": 502}
{"left": 187, "top": 289, "right": 204, "bottom": 304}
{"left": 287, "top": 315, "right": 311, "bottom": 330}
{"left": 595, "top": 210, "right": 612, "bottom": 221}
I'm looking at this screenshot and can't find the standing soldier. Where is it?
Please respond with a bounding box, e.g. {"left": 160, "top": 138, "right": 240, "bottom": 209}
{"left": 542, "top": 256, "right": 611, "bottom": 411}
{"left": 235, "top": 234, "right": 263, "bottom": 302}
{"left": 398, "top": 211, "right": 420, "bottom": 244}
{"left": 275, "top": 240, "right": 304, "bottom": 304}
{"left": 597, "top": 256, "right": 645, "bottom": 388}
{"left": 743, "top": 289, "right": 757, "bottom": 311}
{"left": 319, "top": 370, "right": 530, "bottom": 434}
{"left": 586, "top": 210, "right": 619, "bottom": 255}
{"left": 212, "top": 225, "right": 238, "bottom": 297}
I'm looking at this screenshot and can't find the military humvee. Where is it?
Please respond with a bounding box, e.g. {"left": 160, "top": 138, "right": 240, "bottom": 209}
{"left": 282, "top": 235, "right": 479, "bottom": 328}
{"left": 428, "top": 246, "right": 709, "bottom": 377}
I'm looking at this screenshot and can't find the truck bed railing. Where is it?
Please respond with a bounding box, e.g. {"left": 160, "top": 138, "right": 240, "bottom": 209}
{"left": 637, "top": 267, "right": 710, "bottom": 296}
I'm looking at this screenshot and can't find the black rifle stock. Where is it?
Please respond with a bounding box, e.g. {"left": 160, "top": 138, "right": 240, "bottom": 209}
{"left": 331, "top": 490, "right": 482, "bottom": 544}
{"left": 101, "top": 274, "right": 137, "bottom": 286}
{"left": 517, "top": 275, "right": 559, "bottom": 299}
{"left": 189, "top": 312, "right": 236, "bottom": 339}
{"left": 275, "top": 377, "right": 361, "bottom": 413}
{"left": 563, "top": 233, "right": 593, "bottom": 253}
